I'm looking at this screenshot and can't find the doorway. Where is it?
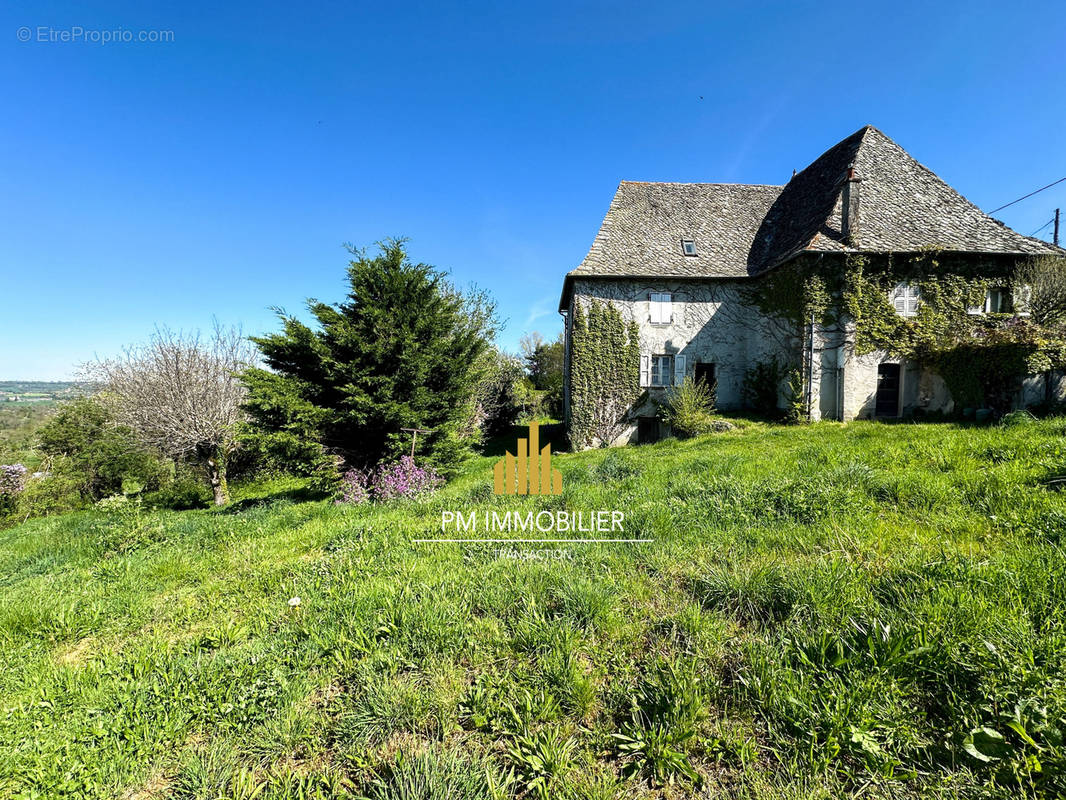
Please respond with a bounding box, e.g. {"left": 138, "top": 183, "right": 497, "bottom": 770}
{"left": 875, "top": 363, "right": 901, "bottom": 417}
{"left": 694, "top": 362, "right": 716, "bottom": 388}
{"left": 637, "top": 417, "right": 660, "bottom": 444}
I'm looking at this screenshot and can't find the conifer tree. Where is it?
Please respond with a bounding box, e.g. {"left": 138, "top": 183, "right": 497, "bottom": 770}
{"left": 242, "top": 240, "right": 497, "bottom": 473}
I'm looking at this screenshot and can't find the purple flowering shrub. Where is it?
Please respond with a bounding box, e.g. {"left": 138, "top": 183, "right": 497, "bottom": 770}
{"left": 336, "top": 456, "right": 443, "bottom": 504}
{"left": 1, "top": 464, "right": 28, "bottom": 515}
{"left": 0, "top": 464, "right": 28, "bottom": 497}
{"left": 371, "top": 456, "right": 444, "bottom": 500}
{"left": 337, "top": 468, "right": 369, "bottom": 504}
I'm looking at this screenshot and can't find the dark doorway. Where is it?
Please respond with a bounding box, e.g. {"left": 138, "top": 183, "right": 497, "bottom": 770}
{"left": 694, "top": 362, "right": 716, "bottom": 388}
{"left": 637, "top": 417, "right": 660, "bottom": 444}
{"left": 875, "top": 363, "right": 901, "bottom": 417}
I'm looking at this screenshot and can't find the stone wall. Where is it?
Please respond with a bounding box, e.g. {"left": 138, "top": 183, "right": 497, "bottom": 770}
{"left": 568, "top": 278, "right": 797, "bottom": 443}
{"left": 564, "top": 277, "right": 1066, "bottom": 439}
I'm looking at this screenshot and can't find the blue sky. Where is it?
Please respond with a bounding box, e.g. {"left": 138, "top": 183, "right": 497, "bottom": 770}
{"left": 2, "top": 0, "right": 1064, "bottom": 379}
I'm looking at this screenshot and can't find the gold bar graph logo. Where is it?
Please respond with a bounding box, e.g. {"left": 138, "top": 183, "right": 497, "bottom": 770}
{"left": 493, "top": 421, "right": 562, "bottom": 495}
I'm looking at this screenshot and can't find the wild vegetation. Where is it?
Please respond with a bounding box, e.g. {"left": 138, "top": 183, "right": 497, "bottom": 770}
{"left": 85, "top": 326, "right": 256, "bottom": 505}
{"left": 568, "top": 300, "right": 641, "bottom": 448}
{"left": 1, "top": 418, "right": 1065, "bottom": 798}
{"left": 659, "top": 375, "right": 720, "bottom": 437}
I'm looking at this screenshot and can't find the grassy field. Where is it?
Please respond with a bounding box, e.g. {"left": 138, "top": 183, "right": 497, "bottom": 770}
{"left": 0, "top": 401, "right": 57, "bottom": 469}
{"left": 1, "top": 419, "right": 1065, "bottom": 799}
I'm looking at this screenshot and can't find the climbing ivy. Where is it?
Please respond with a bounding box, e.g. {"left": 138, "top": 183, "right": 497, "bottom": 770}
{"left": 746, "top": 251, "right": 1066, "bottom": 414}
{"left": 743, "top": 258, "right": 838, "bottom": 329}
{"left": 569, "top": 300, "right": 640, "bottom": 448}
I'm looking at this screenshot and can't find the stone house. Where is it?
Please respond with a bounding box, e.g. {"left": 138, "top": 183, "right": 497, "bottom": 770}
{"left": 559, "top": 126, "right": 1063, "bottom": 444}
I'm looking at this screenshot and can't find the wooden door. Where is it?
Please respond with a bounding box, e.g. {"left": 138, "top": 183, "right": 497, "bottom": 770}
{"left": 875, "top": 363, "right": 901, "bottom": 417}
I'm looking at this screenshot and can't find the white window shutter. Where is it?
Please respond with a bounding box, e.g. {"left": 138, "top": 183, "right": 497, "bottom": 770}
{"left": 891, "top": 284, "right": 906, "bottom": 313}
{"left": 639, "top": 354, "right": 650, "bottom": 387}
{"left": 907, "top": 287, "right": 919, "bottom": 316}
{"left": 649, "top": 294, "right": 660, "bottom": 324}
{"left": 674, "top": 354, "right": 686, "bottom": 385}
{"left": 661, "top": 293, "right": 673, "bottom": 324}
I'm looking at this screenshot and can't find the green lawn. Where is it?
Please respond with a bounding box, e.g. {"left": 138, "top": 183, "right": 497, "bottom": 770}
{"left": 2, "top": 420, "right": 1065, "bottom": 799}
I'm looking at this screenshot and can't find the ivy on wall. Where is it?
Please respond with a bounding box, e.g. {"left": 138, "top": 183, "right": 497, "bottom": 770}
{"left": 569, "top": 300, "right": 640, "bottom": 448}
{"left": 746, "top": 251, "right": 1066, "bottom": 413}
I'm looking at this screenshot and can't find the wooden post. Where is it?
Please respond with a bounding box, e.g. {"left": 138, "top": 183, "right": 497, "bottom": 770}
{"left": 400, "top": 427, "right": 433, "bottom": 459}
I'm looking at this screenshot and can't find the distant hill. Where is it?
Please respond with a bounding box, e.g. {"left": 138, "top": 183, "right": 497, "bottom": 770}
{"left": 0, "top": 381, "right": 86, "bottom": 402}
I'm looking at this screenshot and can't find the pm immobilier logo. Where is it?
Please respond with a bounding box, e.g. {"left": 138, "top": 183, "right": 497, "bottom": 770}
{"left": 493, "top": 420, "right": 562, "bottom": 495}
{"left": 429, "top": 421, "right": 648, "bottom": 545}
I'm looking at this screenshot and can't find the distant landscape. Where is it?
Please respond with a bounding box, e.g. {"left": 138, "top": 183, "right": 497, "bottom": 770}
{"left": 0, "top": 380, "right": 83, "bottom": 403}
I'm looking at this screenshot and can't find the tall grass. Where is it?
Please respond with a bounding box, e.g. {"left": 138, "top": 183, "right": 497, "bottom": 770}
{"left": 0, "top": 422, "right": 1065, "bottom": 798}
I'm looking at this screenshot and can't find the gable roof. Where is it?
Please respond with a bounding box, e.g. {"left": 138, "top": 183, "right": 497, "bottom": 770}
{"left": 562, "top": 126, "right": 1061, "bottom": 308}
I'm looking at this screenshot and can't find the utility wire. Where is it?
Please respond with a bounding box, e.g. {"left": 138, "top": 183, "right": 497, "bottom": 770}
{"left": 1030, "top": 218, "right": 1055, "bottom": 237}
{"left": 989, "top": 176, "right": 1066, "bottom": 214}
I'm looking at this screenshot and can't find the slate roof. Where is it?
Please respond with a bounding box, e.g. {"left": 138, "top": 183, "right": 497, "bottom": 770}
{"left": 562, "top": 126, "right": 1061, "bottom": 308}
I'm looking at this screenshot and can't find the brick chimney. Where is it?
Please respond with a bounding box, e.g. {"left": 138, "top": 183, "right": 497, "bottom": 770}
{"left": 841, "top": 165, "right": 861, "bottom": 245}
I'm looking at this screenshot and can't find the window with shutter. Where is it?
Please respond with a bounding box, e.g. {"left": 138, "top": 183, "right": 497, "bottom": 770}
{"left": 649, "top": 293, "right": 672, "bottom": 325}
{"left": 891, "top": 283, "right": 919, "bottom": 317}
{"left": 986, "top": 288, "right": 1005, "bottom": 313}
{"left": 650, "top": 355, "right": 673, "bottom": 387}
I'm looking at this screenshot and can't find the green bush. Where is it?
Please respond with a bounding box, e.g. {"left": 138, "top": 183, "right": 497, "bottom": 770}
{"left": 15, "top": 471, "right": 84, "bottom": 519}
{"left": 35, "top": 396, "right": 167, "bottom": 502}
{"left": 742, "top": 359, "right": 788, "bottom": 419}
{"left": 660, "top": 377, "right": 717, "bottom": 438}
{"left": 143, "top": 466, "right": 212, "bottom": 510}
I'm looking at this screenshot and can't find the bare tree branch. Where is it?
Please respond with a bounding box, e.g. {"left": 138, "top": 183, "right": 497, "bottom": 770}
{"left": 83, "top": 323, "right": 256, "bottom": 504}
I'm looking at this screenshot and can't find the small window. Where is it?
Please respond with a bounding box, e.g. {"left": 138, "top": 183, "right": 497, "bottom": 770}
{"left": 651, "top": 355, "right": 674, "bottom": 387}
{"left": 986, "top": 288, "right": 1006, "bottom": 314}
{"left": 681, "top": 239, "right": 697, "bottom": 256}
{"left": 968, "top": 288, "right": 1009, "bottom": 315}
{"left": 891, "top": 283, "right": 920, "bottom": 317}
{"left": 649, "top": 292, "right": 673, "bottom": 325}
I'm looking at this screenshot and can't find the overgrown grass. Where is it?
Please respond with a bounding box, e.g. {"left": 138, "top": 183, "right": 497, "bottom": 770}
{"left": 2, "top": 420, "right": 1066, "bottom": 798}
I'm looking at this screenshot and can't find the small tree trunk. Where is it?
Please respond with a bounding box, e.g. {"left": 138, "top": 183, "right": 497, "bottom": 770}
{"left": 205, "top": 454, "right": 229, "bottom": 505}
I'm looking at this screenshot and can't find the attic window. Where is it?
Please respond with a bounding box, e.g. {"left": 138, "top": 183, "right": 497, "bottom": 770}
{"left": 681, "top": 239, "right": 697, "bottom": 256}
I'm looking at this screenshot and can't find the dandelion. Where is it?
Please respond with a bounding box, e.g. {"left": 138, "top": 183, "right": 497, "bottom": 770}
{"left": 288, "top": 596, "right": 301, "bottom": 608}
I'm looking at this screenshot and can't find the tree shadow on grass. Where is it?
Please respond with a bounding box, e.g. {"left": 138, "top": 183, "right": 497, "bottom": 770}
{"left": 478, "top": 422, "right": 568, "bottom": 457}
{"left": 219, "top": 485, "right": 327, "bottom": 514}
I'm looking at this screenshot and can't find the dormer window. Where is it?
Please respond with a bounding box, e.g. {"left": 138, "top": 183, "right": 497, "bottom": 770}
{"left": 891, "top": 282, "right": 920, "bottom": 317}
{"left": 681, "top": 239, "right": 697, "bottom": 256}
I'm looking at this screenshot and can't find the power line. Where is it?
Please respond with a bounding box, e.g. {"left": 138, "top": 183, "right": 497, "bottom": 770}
{"left": 1030, "top": 218, "right": 1054, "bottom": 237}
{"left": 989, "top": 176, "right": 1066, "bottom": 214}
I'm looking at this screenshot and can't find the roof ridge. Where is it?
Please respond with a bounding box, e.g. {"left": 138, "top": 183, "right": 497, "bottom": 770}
{"left": 619, "top": 180, "right": 784, "bottom": 188}
{"left": 561, "top": 126, "right": 1062, "bottom": 311}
